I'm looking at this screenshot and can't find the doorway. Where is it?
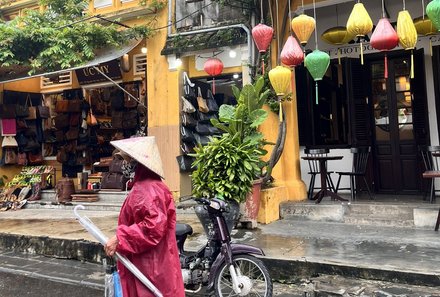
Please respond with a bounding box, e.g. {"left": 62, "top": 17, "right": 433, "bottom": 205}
{"left": 367, "top": 51, "right": 429, "bottom": 194}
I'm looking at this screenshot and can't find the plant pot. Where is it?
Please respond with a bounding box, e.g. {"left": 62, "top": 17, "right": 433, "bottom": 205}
{"left": 194, "top": 200, "right": 240, "bottom": 236}
{"left": 239, "top": 179, "right": 263, "bottom": 229}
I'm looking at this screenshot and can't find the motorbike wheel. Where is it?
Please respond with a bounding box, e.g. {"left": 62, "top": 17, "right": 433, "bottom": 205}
{"left": 214, "top": 254, "right": 273, "bottom": 297}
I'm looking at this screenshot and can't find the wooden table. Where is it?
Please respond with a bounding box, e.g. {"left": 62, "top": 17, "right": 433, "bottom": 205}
{"left": 302, "top": 155, "right": 347, "bottom": 204}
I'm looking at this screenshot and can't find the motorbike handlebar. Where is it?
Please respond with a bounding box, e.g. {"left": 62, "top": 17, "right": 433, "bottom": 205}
{"left": 195, "top": 197, "right": 229, "bottom": 212}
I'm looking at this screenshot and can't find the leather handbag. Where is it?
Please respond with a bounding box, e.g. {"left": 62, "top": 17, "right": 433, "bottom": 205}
{"left": 182, "top": 96, "right": 196, "bottom": 113}
{"left": 176, "top": 155, "right": 195, "bottom": 172}
{"left": 1, "top": 119, "right": 17, "bottom": 136}
{"left": 66, "top": 128, "right": 79, "bottom": 140}
{"left": 69, "top": 113, "right": 81, "bottom": 126}
{"left": 37, "top": 96, "right": 50, "bottom": 118}
{"left": 183, "top": 71, "right": 196, "bottom": 99}
{"left": 54, "top": 113, "right": 70, "bottom": 129}
{"left": 194, "top": 133, "right": 210, "bottom": 146}
{"left": 198, "top": 111, "right": 218, "bottom": 123}
{"left": 195, "top": 123, "right": 212, "bottom": 135}
{"left": 0, "top": 104, "right": 17, "bottom": 118}
{"left": 197, "top": 87, "right": 209, "bottom": 113}
{"left": 124, "top": 84, "right": 138, "bottom": 109}
{"left": 181, "top": 126, "right": 195, "bottom": 143}
{"left": 181, "top": 113, "right": 197, "bottom": 128}
{"left": 122, "top": 110, "right": 138, "bottom": 129}
{"left": 109, "top": 157, "right": 124, "bottom": 173}
{"left": 55, "top": 130, "right": 65, "bottom": 142}
{"left": 15, "top": 104, "right": 29, "bottom": 118}
{"left": 101, "top": 172, "right": 128, "bottom": 190}
{"left": 2, "top": 136, "right": 18, "bottom": 147}
{"left": 68, "top": 100, "right": 82, "bottom": 113}
{"left": 206, "top": 90, "right": 219, "bottom": 113}
{"left": 55, "top": 99, "right": 70, "bottom": 113}
{"left": 112, "top": 111, "right": 123, "bottom": 129}
{"left": 28, "top": 150, "right": 43, "bottom": 165}
{"left": 4, "top": 148, "right": 17, "bottom": 165}
{"left": 180, "top": 142, "right": 195, "bottom": 154}
{"left": 17, "top": 152, "right": 28, "bottom": 166}
{"left": 86, "top": 94, "right": 98, "bottom": 126}
{"left": 56, "top": 177, "right": 75, "bottom": 203}
{"left": 110, "top": 89, "right": 125, "bottom": 110}
{"left": 56, "top": 147, "right": 68, "bottom": 163}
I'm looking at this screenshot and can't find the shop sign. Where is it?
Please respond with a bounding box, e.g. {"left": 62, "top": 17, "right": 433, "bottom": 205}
{"left": 75, "top": 60, "right": 121, "bottom": 85}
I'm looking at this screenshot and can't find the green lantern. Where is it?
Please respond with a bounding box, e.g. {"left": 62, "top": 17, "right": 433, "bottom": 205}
{"left": 305, "top": 49, "right": 330, "bottom": 104}
{"left": 427, "top": 0, "right": 440, "bottom": 32}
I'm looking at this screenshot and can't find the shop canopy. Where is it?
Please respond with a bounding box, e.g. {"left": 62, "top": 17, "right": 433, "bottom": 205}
{"left": 0, "top": 39, "right": 141, "bottom": 84}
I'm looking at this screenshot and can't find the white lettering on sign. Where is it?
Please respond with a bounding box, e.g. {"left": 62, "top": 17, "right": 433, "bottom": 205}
{"left": 82, "top": 65, "right": 110, "bottom": 77}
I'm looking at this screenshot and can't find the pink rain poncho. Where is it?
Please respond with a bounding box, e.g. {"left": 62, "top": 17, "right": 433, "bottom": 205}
{"left": 115, "top": 166, "right": 185, "bottom": 297}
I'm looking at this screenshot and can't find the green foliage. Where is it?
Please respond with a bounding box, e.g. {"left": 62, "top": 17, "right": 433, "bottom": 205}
{"left": 0, "top": 0, "right": 159, "bottom": 74}
{"left": 0, "top": 175, "right": 7, "bottom": 187}
{"left": 191, "top": 77, "right": 270, "bottom": 203}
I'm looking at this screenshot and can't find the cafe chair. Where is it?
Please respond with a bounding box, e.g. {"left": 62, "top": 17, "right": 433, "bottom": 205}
{"left": 420, "top": 145, "right": 440, "bottom": 204}
{"left": 335, "top": 147, "right": 372, "bottom": 201}
{"left": 304, "top": 148, "right": 335, "bottom": 200}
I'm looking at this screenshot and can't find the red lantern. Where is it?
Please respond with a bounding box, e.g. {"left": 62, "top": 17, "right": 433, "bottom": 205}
{"left": 204, "top": 58, "right": 224, "bottom": 94}
{"left": 370, "top": 18, "right": 399, "bottom": 78}
{"left": 280, "top": 36, "right": 304, "bottom": 68}
{"left": 252, "top": 23, "right": 274, "bottom": 74}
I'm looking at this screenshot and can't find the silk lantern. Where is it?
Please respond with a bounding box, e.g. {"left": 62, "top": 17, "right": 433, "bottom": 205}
{"left": 397, "top": 10, "right": 418, "bottom": 78}
{"left": 346, "top": 2, "right": 373, "bottom": 65}
{"left": 427, "top": 0, "right": 440, "bottom": 32}
{"left": 203, "top": 58, "right": 223, "bottom": 94}
{"left": 305, "top": 50, "right": 330, "bottom": 105}
{"left": 321, "top": 26, "right": 355, "bottom": 64}
{"left": 370, "top": 18, "right": 399, "bottom": 78}
{"left": 252, "top": 23, "right": 274, "bottom": 74}
{"left": 414, "top": 15, "right": 437, "bottom": 56}
{"left": 280, "top": 36, "right": 304, "bottom": 68}
{"left": 269, "top": 66, "right": 291, "bottom": 121}
{"left": 291, "top": 14, "right": 316, "bottom": 47}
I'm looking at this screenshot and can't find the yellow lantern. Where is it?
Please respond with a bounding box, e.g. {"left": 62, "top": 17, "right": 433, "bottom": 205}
{"left": 269, "top": 66, "right": 292, "bottom": 121}
{"left": 321, "top": 26, "right": 355, "bottom": 64}
{"left": 414, "top": 15, "right": 437, "bottom": 56}
{"left": 397, "top": 10, "right": 418, "bottom": 78}
{"left": 291, "top": 14, "right": 316, "bottom": 46}
{"left": 346, "top": 2, "right": 373, "bottom": 65}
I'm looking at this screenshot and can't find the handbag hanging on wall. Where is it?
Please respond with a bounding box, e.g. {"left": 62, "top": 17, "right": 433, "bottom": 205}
{"left": 1, "top": 119, "right": 17, "bottom": 136}
{"left": 25, "top": 95, "right": 38, "bottom": 120}
{"left": 37, "top": 95, "right": 50, "bottom": 119}
{"left": 87, "top": 94, "right": 98, "bottom": 126}
{"left": 197, "top": 87, "right": 209, "bottom": 113}
{"left": 206, "top": 89, "right": 219, "bottom": 113}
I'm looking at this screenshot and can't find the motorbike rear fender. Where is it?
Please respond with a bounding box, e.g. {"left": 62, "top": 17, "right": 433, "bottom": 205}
{"left": 207, "top": 243, "right": 265, "bottom": 291}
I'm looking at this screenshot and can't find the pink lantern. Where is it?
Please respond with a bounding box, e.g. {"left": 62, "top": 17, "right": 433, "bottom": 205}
{"left": 204, "top": 58, "right": 224, "bottom": 94}
{"left": 252, "top": 23, "right": 274, "bottom": 74}
{"left": 280, "top": 36, "right": 304, "bottom": 68}
{"left": 370, "top": 18, "right": 399, "bottom": 78}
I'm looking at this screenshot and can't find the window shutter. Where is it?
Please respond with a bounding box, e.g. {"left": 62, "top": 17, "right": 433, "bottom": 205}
{"left": 133, "top": 54, "right": 147, "bottom": 76}
{"left": 295, "top": 65, "right": 313, "bottom": 146}
{"left": 345, "top": 58, "right": 371, "bottom": 147}
{"left": 411, "top": 49, "right": 429, "bottom": 145}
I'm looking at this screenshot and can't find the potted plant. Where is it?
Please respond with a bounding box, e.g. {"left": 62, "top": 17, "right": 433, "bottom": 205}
{"left": 191, "top": 77, "right": 270, "bottom": 230}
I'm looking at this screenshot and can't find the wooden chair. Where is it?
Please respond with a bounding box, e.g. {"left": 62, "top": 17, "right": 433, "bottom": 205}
{"left": 335, "top": 147, "right": 372, "bottom": 201}
{"left": 420, "top": 145, "right": 440, "bottom": 204}
{"left": 304, "top": 148, "right": 335, "bottom": 200}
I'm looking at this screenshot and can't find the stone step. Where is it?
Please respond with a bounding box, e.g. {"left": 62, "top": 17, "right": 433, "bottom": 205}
{"left": 25, "top": 201, "right": 122, "bottom": 212}
{"left": 343, "top": 216, "right": 415, "bottom": 228}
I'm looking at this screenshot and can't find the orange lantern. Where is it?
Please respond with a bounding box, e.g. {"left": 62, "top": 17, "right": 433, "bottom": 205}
{"left": 291, "top": 14, "right": 316, "bottom": 47}
{"left": 346, "top": 2, "right": 373, "bottom": 65}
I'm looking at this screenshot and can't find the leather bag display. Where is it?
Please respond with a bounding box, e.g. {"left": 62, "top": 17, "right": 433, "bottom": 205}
{"left": 69, "top": 113, "right": 81, "bottom": 127}
{"left": 197, "top": 87, "right": 209, "bottom": 113}
{"left": 56, "top": 177, "right": 75, "bottom": 203}
{"left": 182, "top": 96, "right": 196, "bottom": 113}
{"left": 195, "top": 123, "right": 212, "bottom": 135}
{"left": 55, "top": 99, "right": 70, "bottom": 113}
{"left": 4, "top": 148, "right": 17, "bottom": 165}
{"left": 37, "top": 96, "right": 50, "bottom": 119}
{"left": 181, "top": 113, "right": 197, "bottom": 128}
{"left": 110, "top": 88, "right": 125, "bottom": 110}
{"left": 180, "top": 142, "right": 195, "bottom": 155}
{"left": 101, "top": 172, "right": 128, "bottom": 191}
{"left": 28, "top": 150, "right": 43, "bottom": 165}
{"left": 109, "top": 157, "right": 124, "bottom": 174}
{"left": 26, "top": 95, "right": 37, "bottom": 120}
{"left": 181, "top": 126, "right": 195, "bottom": 143}
{"left": 124, "top": 84, "right": 139, "bottom": 109}
{"left": 68, "top": 100, "right": 82, "bottom": 113}
{"left": 176, "top": 155, "right": 195, "bottom": 172}
{"left": 122, "top": 110, "right": 138, "bottom": 129}
{"left": 1, "top": 119, "right": 17, "bottom": 136}
{"left": 194, "top": 133, "right": 210, "bottom": 146}
{"left": 206, "top": 90, "right": 219, "bottom": 113}
{"left": 15, "top": 103, "right": 29, "bottom": 118}
{"left": 66, "top": 128, "right": 79, "bottom": 141}
{"left": 197, "top": 111, "right": 218, "bottom": 123}
{"left": 112, "top": 111, "right": 123, "bottom": 129}
{"left": 0, "top": 104, "right": 17, "bottom": 119}
{"left": 17, "top": 152, "right": 28, "bottom": 166}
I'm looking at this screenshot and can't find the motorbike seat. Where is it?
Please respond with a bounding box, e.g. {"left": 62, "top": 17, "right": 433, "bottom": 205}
{"left": 176, "top": 223, "right": 193, "bottom": 237}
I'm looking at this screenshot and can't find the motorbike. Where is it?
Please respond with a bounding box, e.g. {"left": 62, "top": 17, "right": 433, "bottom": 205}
{"left": 176, "top": 197, "right": 273, "bottom": 296}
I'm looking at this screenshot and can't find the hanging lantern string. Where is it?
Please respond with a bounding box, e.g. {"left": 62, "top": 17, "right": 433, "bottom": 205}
{"left": 422, "top": 0, "right": 425, "bottom": 19}
{"left": 313, "top": 0, "right": 317, "bottom": 47}
{"left": 403, "top": 0, "right": 406, "bottom": 10}
{"left": 288, "top": 0, "right": 292, "bottom": 33}
{"left": 260, "top": 0, "right": 264, "bottom": 23}
{"left": 276, "top": 0, "right": 280, "bottom": 64}
{"left": 382, "top": 0, "right": 385, "bottom": 18}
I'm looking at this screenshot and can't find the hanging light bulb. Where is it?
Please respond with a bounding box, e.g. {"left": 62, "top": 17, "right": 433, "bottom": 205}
{"left": 229, "top": 49, "right": 237, "bottom": 58}
{"left": 141, "top": 47, "right": 148, "bottom": 54}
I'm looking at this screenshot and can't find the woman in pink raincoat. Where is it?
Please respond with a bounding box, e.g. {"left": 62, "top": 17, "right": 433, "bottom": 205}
{"left": 104, "top": 136, "right": 185, "bottom": 297}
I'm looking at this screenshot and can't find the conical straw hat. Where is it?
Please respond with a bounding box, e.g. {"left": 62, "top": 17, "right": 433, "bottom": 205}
{"left": 110, "top": 136, "right": 165, "bottom": 179}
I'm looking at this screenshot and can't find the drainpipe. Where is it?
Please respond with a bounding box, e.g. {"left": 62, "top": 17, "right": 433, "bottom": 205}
{"left": 168, "top": 0, "right": 172, "bottom": 36}
{"left": 168, "top": 24, "right": 253, "bottom": 67}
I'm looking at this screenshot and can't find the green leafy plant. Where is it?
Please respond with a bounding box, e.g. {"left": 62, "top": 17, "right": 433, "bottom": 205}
{"left": 0, "top": 0, "right": 160, "bottom": 74}
{"left": 0, "top": 175, "right": 7, "bottom": 188}
{"left": 191, "top": 77, "right": 271, "bottom": 203}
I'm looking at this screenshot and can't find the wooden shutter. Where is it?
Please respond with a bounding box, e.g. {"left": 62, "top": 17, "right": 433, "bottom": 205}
{"left": 433, "top": 46, "right": 440, "bottom": 142}
{"left": 344, "top": 58, "right": 371, "bottom": 147}
{"left": 411, "top": 48, "right": 429, "bottom": 146}
{"left": 295, "top": 65, "right": 313, "bottom": 146}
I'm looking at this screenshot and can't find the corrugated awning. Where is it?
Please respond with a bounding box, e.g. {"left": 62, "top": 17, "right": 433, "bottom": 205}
{"left": 0, "top": 39, "right": 141, "bottom": 84}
